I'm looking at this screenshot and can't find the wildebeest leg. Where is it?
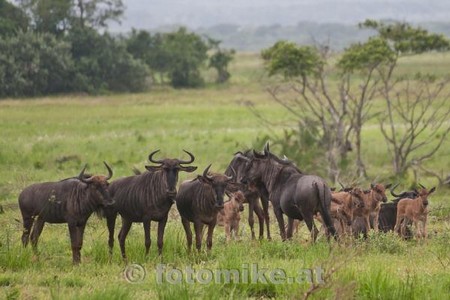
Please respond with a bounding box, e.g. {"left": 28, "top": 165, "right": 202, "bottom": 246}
{"left": 412, "top": 220, "right": 420, "bottom": 238}
{"left": 75, "top": 224, "right": 86, "bottom": 265}
{"left": 286, "top": 217, "right": 295, "bottom": 239}
{"left": 303, "top": 214, "right": 319, "bottom": 242}
{"left": 206, "top": 223, "right": 215, "bottom": 251}
{"left": 247, "top": 199, "right": 256, "bottom": 239}
{"left": 273, "top": 206, "right": 286, "bottom": 241}
{"left": 400, "top": 218, "right": 407, "bottom": 238}
{"left": 118, "top": 218, "right": 132, "bottom": 260}
{"left": 143, "top": 219, "right": 151, "bottom": 256}
{"left": 253, "top": 200, "right": 265, "bottom": 240}
{"left": 373, "top": 212, "right": 380, "bottom": 232}
{"left": 106, "top": 213, "right": 117, "bottom": 256}
{"left": 68, "top": 223, "right": 82, "bottom": 265}
{"left": 260, "top": 195, "right": 271, "bottom": 240}
{"left": 422, "top": 215, "right": 427, "bottom": 239}
{"left": 157, "top": 216, "right": 168, "bottom": 255}
{"left": 364, "top": 215, "right": 371, "bottom": 233}
{"left": 394, "top": 216, "right": 402, "bottom": 235}
{"left": 21, "top": 216, "right": 34, "bottom": 247}
{"left": 181, "top": 217, "right": 192, "bottom": 252}
{"left": 225, "top": 223, "right": 231, "bottom": 242}
{"left": 234, "top": 220, "right": 240, "bottom": 240}
{"left": 30, "top": 217, "right": 45, "bottom": 252}
{"left": 193, "top": 222, "right": 204, "bottom": 251}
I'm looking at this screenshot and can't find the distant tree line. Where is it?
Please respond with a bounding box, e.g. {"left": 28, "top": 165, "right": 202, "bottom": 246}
{"left": 0, "top": 0, "right": 234, "bottom": 98}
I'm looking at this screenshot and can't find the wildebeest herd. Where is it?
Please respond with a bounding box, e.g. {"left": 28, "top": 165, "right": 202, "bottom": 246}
{"left": 18, "top": 143, "right": 436, "bottom": 264}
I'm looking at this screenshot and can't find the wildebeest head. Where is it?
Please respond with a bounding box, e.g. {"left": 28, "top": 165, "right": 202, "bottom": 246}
{"left": 78, "top": 162, "right": 114, "bottom": 206}
{"left": 145, "top": 149, "right": 197, "bottom": 194}
{"left": 370, "top": 183, "right": 392, "bottom": 203}
{"left": 349, "top": 187, "right": 365, "bottom": 209}
{"left": 414, "top": 185, "right": 436, "bottom": 207}
{"left": 230, "top": 191, "right": 245, "bottom": 212}
{"left": 226, "top": 150, "right": 253, "bottom": 184}
{"left": 198, "top": 164, "right": 234, "bottom": 208}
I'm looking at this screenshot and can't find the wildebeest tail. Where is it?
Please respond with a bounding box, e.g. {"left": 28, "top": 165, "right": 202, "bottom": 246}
{"left": 314, "top": 181, "right": 337, "bottom": 239}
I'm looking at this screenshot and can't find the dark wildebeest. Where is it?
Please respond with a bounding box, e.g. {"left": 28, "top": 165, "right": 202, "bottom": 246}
{"left": 176, "top": 165, "right": 234, "bottom": 251}
{"left": 225, "top": 150, "right": 271, "bottom": 240}
{"left": 18, "top": 162, "right": 114, "bottom": 264}
{"left": 104, "top": 150, "right": 197, "bottom": 259}
{"left": 241, "top": 144, "right": 337, "bottom": 241}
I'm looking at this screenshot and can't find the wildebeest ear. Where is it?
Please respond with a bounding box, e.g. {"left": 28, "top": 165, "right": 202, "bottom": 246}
{"left": 180, "top": 166, "right": 197, "bottom": 173}
{"left": 145, "top": 165, "right": 161, "bottom": 172}
{"left": 385, "top": 183, "right": 392, "bottom": 189}
{"left": 428, "top": 187, "right": 436, "bottom": 194}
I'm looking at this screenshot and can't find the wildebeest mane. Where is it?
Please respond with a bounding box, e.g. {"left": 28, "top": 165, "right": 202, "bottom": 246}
{"left": 110, "top": 170, "right": 169, "bottom": 214}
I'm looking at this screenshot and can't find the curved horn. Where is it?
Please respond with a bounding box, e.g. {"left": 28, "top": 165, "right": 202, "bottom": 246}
{"left": 203, "top": 164, "right": 213, "bottom": 180}
{"left": 103, "top": 161, "right": 113, "bottom": 180}
{"left": 148, "top": 149, "right": 163, "bottom": 164}
{"left": 226, "top": 166, "right": 236, "bottom": 180}
{"left": 389, "top": 183, "right": 402, "bottom": 198}
{"left": 178, "top": 149, "right": 195, "bottom": 165}
{"left": 418, "top": 183, "right": 426, "bottom": 190}
{"left": 234, "top": 153, "right": 251, "bottom": 162}
{"left": 78, "top": 164, "right": 93, "bottom": 184}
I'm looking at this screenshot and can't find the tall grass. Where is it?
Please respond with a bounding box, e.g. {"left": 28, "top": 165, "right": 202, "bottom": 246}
{"left": 0, "top": 52, "right": 449, "bottom": 299}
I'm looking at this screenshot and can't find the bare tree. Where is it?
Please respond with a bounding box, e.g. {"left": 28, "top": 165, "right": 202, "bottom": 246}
{"left": 379, "top": 76, "right": 450, "bottom": 176}
{"left": 261, "top": 42, "right": 353, "bottom": 182}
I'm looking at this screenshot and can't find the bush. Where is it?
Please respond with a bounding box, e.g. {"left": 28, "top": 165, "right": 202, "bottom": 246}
{"left": 0, "top": 31, "right": 74, "bottom": 97}
{"left": 68, "top": 27, "right": 149, "bottom": 93}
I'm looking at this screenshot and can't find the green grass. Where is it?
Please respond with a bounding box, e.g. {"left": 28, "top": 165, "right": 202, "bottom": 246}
{"left": 0, "top": 52, "right": 450, "bottom": 299}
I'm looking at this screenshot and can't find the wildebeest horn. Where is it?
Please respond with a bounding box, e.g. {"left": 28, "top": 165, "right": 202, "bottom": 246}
{"left": 178, "top": 149, "right": 195, "bottom": 164}
{"left": 78, "top": 164, "right": 93, "bottom": 183}
{"left": 418, "top": 183, "right": 426, "bottom": 189}
{"left": 226, "top": 166, "right": 236, "bottom": 180}
{"left": 253, "top": 149, "right": 266, "bottom": 159}
{"left": 203, "top": 164, "right": 213, "bottom": 180}
{"left": 103, "top": 161, "right": 113, "bottom": 180}
{"left": 390, "top": 183, "right": 402, "bottom": 198}
{"left": 234, "top": 153, "right": 250, "bottom": 162}
{"left": 263, "top": 142, "right": 270, "bottom": 155}
{"left": 148, "top": 150, "right": 163, "bottom": 164}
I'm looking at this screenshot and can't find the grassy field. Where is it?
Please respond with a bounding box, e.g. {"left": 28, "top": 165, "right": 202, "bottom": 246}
{"left": 0, "top": 52, "right": 449, "bottom": 299}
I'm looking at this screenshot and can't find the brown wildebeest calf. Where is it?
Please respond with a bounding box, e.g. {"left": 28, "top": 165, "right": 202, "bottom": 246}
{"left": 394, "top": 187, "right": 435, "bottom": 239}
{"left": 313, "top": 189, "right": 364, "bottom": 236}
{"left": 353, "top": 183, "right": 392, "bottom": 233}
{"left": 330, "top": 188, "right": 365, "bottom": 234}
{"left": 217, "top": 191, "right": 245, "bottom": 241}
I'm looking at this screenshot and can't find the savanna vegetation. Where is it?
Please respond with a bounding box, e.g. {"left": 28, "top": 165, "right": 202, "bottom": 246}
{"left": 1, "top": 1, "right": 450, "bottom": 299}
{"left": 0, "top": 49, "right": 449, "bottom": 299}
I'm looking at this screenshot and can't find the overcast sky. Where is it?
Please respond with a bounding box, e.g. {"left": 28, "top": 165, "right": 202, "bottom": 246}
{"left": 109, "top": 0, "right": 450, "bottom": 31}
